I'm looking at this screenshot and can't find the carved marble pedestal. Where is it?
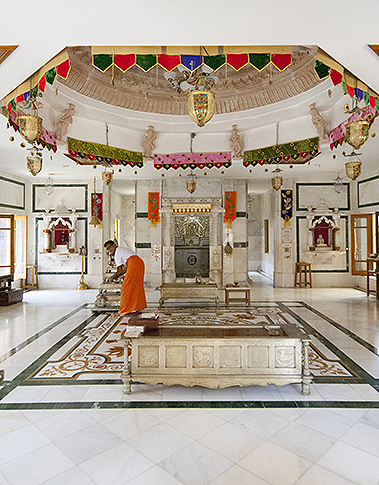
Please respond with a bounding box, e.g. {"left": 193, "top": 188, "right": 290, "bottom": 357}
{"left": 121, "top": 323, "right": 312, "bottom": 395}
{"left": 159, "top": 283, "right": 219, "bottom": 307}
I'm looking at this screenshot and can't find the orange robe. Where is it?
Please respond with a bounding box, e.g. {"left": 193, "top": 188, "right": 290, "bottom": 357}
{"left": 119, "top": 255, "right": 147, "bottom": 314}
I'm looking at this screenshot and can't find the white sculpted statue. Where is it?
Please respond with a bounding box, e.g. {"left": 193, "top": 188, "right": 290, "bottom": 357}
{"left": 309, "top": 103, "right": 329, "bottom": 145}
{"left": 55, "top": 103, "right": 76, "bottom": 145}
{"left": 229, "top": 124, "right": 244, "bottom": 159}
{"left": 142, "top": 125, "right": 157, "bottom": 159}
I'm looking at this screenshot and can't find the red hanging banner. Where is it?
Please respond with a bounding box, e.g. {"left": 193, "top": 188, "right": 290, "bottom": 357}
{"left": 227, "top": 54, "right": 249, "bottom": 71}
{"left": 114, "top": 54, "right": 136, "bottom": 72}
{"left": 91, "top": 193, "right": 103, "bottom": 221}
{"left": 271, "top": 53, "right": 292, "bottom": 71}
{"left": 148, "top": 192, "right": 160, "bottom": 225}
{"left": 224, "top": 191, "right": 237, "bottom": 228}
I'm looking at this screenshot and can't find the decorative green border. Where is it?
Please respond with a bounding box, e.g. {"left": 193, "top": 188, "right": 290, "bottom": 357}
{"left": 32, "top": 184, "right": 88, "bottom": 213}
{"left": 296, "top": 183, "right": 350, "bottom": 211}
{"left": 135, "top": 212, "right": 149, "bottom": 219}
{"left": 35, "top": 217, "right": 88, "bottom": 274}
{"left": 0, "top": 175, "right": 25, "bottom": 210}
{"left": 357, "top": 174, "right": 379, "bottom": 208}
{"left": 135, "top": 242, "right": 151, "bottom": 249}
{"left": 296, "top": 215, "right": 349, "bottom": 273}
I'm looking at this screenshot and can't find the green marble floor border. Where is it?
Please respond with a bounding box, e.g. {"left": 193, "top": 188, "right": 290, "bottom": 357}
{"left": 276, "top": 301, "right": 379, "bottom": 391}
{"left": 0, "top": 303, "right": 89, "bottom": 365}
{"left": 300, "top": 301, "right": 379, "bottom": 356}
{"left": 1, "top": 400, "right": 379, "bottom": 411}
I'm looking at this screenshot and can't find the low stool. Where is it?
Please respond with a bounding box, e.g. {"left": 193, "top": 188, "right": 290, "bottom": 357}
{"left": 294, "top": 262, "right": 312, "bottom": 288}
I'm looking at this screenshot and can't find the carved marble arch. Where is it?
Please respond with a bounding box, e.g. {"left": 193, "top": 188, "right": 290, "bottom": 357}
{"left": 309, "top": 215, "right": 340, "bottom": 251}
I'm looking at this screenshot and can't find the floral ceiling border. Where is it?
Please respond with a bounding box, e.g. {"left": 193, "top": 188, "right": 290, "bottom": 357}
{"left": 243, "top": 137, "right": 319, "bottom": 167}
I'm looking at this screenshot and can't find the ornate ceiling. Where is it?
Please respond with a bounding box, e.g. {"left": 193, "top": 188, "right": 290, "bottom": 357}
{"left": 59, "top": 46, "right": 322, "bottom": 116}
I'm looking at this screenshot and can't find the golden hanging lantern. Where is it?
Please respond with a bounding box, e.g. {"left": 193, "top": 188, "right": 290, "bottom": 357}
{"left": 16, "top": 115, "right": 42, "bottom": 143}
{"left": 271, "top": 167, "right": 283, "bottom": 191}
{"left": 345, "top": 160, "right": 362, "bottom": 180}
{"left": 186, "top": 172, "right": 197, "bottom": 194}
{"left": 26, "top": 152, "right": 43, "bottom": 176}
{"left": 188, "top": 91, "right": 215, "bottom": 127}
{"left": 345, "top": 119, "right": 371, "bottom": 150}
{"left": 102, "top": 170, "right": 114, "bottom": 185}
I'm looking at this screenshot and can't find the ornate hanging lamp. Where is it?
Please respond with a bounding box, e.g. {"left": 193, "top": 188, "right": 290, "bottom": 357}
{"left": 44, "top": 173, "right": 54, "bottom": 195}
{"left": 345, "top": 118, "right": 371, "bottom": 150}
{"left": 188, "top": 91, "right": 215, "bottom": 127}
{"left": 186, "top": 171, "right": 197, "bottom": 194}
{"left": 343, "top": 150, "right": 362, "bottom": 180}
{"left": 77, "top": 246, "right": 89, "bottom": 290}
{"left": 16, "top": 114, "right": 43, "bottom": 143}
{"left": 26, "top": 148, "right": 43, "bottom": 176}
{"left": 271, "top": 166, "right": 283, "bottom": 191}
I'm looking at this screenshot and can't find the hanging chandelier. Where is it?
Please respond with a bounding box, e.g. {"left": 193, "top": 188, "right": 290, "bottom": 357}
{"left": 186, "top": 172, "right": 197, "bottom": 194}
{"left": 26, "top": 148, "right": 43, "bottom": 176}
{"left": 44, "top": 173, "right": 54, "bottom": 195}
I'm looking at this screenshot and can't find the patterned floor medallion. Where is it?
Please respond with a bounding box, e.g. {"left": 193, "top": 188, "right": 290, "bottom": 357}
{"left": 26, "top": 306, "right": 360, "bottom": 382}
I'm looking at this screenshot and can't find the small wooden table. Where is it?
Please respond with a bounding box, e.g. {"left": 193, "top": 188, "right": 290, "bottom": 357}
{"left": 225, "top": 286, "right": 250, "bottom": 305}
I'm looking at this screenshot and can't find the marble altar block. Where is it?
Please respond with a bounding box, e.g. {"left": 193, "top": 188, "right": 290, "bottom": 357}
{"left": 121, "top": 323, "right": 312, "bottom": 395}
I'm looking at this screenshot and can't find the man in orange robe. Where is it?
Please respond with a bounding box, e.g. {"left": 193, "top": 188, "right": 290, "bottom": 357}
{"left": 104, "top": 240, "right": 147, "bottom": 315}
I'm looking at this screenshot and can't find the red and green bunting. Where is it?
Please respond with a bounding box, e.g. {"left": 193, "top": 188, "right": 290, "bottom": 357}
{"left": 92, "top": 52, "right": 292, "bottom": 73}
{"left": 315, "top": 59, "right": 379, "bottom": 110}
{"left": 243, "top": 137, "right": 319, "bottom": 167}
{"left": 6, "top": 58, "right": 71, "bottom": 117}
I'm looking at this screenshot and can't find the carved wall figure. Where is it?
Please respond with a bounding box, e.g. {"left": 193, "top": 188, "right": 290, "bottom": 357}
{"left": 142, "top": 125, "right": 157, "bottom": 159}
{"left": 309, "top": 103, "right": 329, "bottom": 145}
{"left": 55, "top": 103, "right": 76, "bottom": 145}
{"left": 229, "top": 124, "right": 244, "bottom": 159}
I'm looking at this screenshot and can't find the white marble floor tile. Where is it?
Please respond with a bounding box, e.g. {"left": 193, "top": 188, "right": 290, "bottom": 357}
{"left": 295, "top": 409, "right": 357, "bottom": 439}
{"left": 160, "top": 384, "right": 203, "bottom": 401}
{"left": 101, "top": 409, "right": 161, "bottom": 441}
{"left": 278, "top": 383, "right": 324, "bottom": 401}
{"left": 0, "top": 410, "right": 31, "bottom": 437}
{"left": 317, "top": 441, "right": 379, "bottom": 484}
{"left": 231, "top": 409, "right": 290, "bottom": 439}
{"left": 340, "top": 421, "right": 379, "bottom": 457}
{"left": 21, "top": 409, "right": 67, "bottom": 423}
{"left": 360, "top": 409, "right": 379, "bottom": 430}
{"left": 349, "top": 383, "right": 379, "bottom": 400}
{"left": 269, "top": 421, "right": 336, "bottom": 462}
{"left": 209, "top": 465, "right": 270, "bottom": 485}
{"left": 54, "top": 422, "right": 122, "bottom": 464}
{"left": 1, "top": 443, "right": 74, "bottom": 485}
{"left": 0, "top": 470, "right": 10, "bottom": 485}
{"left": 294, "top": 463, "right": 358, "bottom": 485}
{"left": 145, "top": 408, "right": 186, "bottom": 422}
{"left": 205, "top": 408, "right": 246, "bottom": 421}
{"left": 241, "top": 383, "right": 284, "bottom": 401}
{"left": 263, "top": 407, "right": 307, "bottom": 422}
{"left": 0, "top": 424, "right": 51, "bottom": 466}
{"left": 124, "top": 465, "right": 183, "bottom": 485}
{"left": 159, "top": 441, "right": 233, "bottom": 485}
{"left": 127, "top": 421, "right": 193, "bottom": 463}
{"left": 165, "top": 409, "right": 225, "bottom": 440}
{"left": 201, "top": 385, "right": 243, "bottom": 401}
{"left": 238, "top": 441, "right": 312, "bottom": 485}
{"left": 79, "top": 441, "right": 154, "bottom": 485}
{"left": 313, "top": 383, "right": 365, "bottom": 401}
{"left": 199, "top": 421, "right": 265, "bottom": 462}
{"left": 40, "top": 466, "right": 97, "bottom": 485}
{"left": 34, "top": 409, "right": 96, "bottom": 441}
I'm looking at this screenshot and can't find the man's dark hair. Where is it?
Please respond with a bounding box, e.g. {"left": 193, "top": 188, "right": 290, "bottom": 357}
{"left": 104, "top": 240, "right": 116, "bottom": 248}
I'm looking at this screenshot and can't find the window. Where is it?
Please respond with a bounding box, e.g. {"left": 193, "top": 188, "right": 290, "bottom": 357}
{"left": 351, "top": 214, "right": 374, "bottom": 275}
{"left": 14, "top": 215, "right": 27, "bottom": 280}
{"left": 0, "top": 214, "right": 15, "bottom": 277}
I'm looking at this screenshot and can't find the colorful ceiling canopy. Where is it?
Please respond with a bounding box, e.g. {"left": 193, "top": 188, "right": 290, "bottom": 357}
{"left": 243, "top": 138, "right": 319, "bottom": 167}
{"left": 154, "top": 152, "right": 232, "bottom": 170}
{"left": 67, "top": 137, "right": 143, "bottom": 168}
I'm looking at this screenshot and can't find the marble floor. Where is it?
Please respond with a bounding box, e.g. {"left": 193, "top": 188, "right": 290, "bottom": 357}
{"left": 0, "top": 273, "right": 379, "bottom": 484}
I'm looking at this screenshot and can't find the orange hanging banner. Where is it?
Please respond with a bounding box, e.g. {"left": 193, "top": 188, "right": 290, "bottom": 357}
{"left": 148, "top": 192, "right": 160, "bottom": 225}
{"left": 224, "top": 191, "right": 237, "bottom": 228}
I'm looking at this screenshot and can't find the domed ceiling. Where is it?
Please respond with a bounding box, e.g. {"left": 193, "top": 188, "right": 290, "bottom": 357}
{"left": 61, "top": 45, "right": 321, "bottom": 115}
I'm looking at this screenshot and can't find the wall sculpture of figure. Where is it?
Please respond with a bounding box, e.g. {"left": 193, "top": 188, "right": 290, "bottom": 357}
{"left": 229, "top": 124, "right": 244, "bottom": 159}
{"left": 142, "top": 125, "right": 157, "bottom": 159}
{"left": 309, "top": 103, "right": 329, "bottom": 145}
{"left": 55, "top": 103, "right": 76, "bottom": 145}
